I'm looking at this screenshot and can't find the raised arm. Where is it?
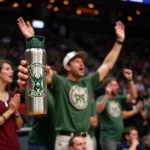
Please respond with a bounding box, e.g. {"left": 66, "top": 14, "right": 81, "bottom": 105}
{"left": 123, "top": 69, "right": 137, "bottom": 103}
{"left": 17, "top": 17, "right": 35, "bottom": 38}
{"left": 17, "top": 17, "right": 53, "bottom": 89}
{"left": 98, "top": 21, "right": 125, "bottom": 82}
{"left": 96, "top": 83, "right": 112, "bottom": 113}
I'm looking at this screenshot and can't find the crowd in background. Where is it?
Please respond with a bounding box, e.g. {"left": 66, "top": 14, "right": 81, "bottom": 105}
{"left": 0, "top": 24, "right": 150, "bottom": 97}
{"left": 0, "top": 23, "right": 150, "bottom": 149}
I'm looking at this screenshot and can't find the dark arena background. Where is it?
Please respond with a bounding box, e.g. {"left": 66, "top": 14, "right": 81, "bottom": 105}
{"left": 0, "top": 0, "right": 150, "bottom": 150}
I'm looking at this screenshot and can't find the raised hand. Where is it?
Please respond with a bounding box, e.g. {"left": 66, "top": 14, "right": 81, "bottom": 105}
{"left": 105, "top": 83, "right": 113, "bottom": 97}
{"left": 115, "top": 21, "right": 125, "bottom": 42}
{"left": 17, "top": 17, "right": 35, "bottom": 38}
{"left": 17, "top": 60, "right": 28, "bottom": 89}
{"left": 132, "top": 139, "right": 139, "bottom": 147}
{"left": 8, "top": 94, "right": 21, "bottom": 113}
{"left": 136, "top": 101, "right": 143, "bottom": 112}
{"left": 123, "top": 68, "right": 133, "bottom": 81}
{"left": 17, "top": 60, "right": 51, "bottom": 89}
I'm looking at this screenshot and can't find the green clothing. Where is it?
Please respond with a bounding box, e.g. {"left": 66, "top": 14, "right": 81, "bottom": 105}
{"left": 144, "top": 101, "right": 150, "bottom": 118}
{"left": 97, "top": 95, "right": 127, "bottom": 141}
{"left": 28, "top": 93, "right": 55, "bottom": 149}
{"left": 144, "top": 101, "right": 150, "bottom": 133}
{"left": 89, "top": 100, "right": 97, "bottom": 137}
{"left": 50, "top": 72, "right": 99, "bottom": 133}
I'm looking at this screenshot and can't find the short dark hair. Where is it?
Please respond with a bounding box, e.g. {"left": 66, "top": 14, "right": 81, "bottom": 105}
{"left": 123, "top": 127, "right": 137, "bottom": 139}
{"left": 102, "top": 77, "right": 117, "bottom": 88}
{"left": 68, "top": 135, "right": 83, "bottom": 147}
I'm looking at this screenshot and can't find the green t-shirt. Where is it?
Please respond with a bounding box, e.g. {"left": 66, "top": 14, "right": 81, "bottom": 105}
{"left": 50, "top": 72, "right": 99, "bottom": 133}
{"left": 28, "top": 93, "right": 56, "bottom": 149}
{"left": 144, "top": 101, "right": 150, "bottom": 132}
{"left": 89, "top": 99, "right": 97, "bottom": 137}
{"left": 97, "top": 95, "right": 127, "bottom": 141}
{"left": 144, "top": 101, "right": 150, "bottom": 118}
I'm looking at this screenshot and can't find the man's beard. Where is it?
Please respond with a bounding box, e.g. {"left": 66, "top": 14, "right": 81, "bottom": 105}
{"left": 112, "top": 91, "right": 118, "bottom": 96}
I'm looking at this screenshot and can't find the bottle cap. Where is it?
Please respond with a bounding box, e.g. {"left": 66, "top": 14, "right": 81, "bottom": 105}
{"left": 26, "top": 36, "right": 45, "bottom": 49}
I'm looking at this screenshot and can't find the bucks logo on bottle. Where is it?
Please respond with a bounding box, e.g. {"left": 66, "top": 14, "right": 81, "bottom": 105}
{"left": 25, "top": 36, "right": 47, "bottom": 115}
{"left": 27, "top": 62, "right": 46, "bottom": 97}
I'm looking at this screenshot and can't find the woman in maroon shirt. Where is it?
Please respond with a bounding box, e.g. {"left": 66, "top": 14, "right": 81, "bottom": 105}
{"left": 0, "top": 60, "right": 23, "bottom": 150}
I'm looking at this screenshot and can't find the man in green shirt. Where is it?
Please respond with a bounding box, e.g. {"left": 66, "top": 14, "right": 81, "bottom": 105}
{"left": 96, "top": 69, "right": 137, "bottom": 150}
{"left": 17, "top": 17, "right": 125, "bottom": 150}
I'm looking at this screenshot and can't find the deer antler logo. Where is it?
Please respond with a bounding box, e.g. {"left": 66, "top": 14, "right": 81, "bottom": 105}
{"left": 27, "top": 63, "right": 47, "bottom": 97}
{"left": 30, "top": 73, "right": 45, "bottom": 92}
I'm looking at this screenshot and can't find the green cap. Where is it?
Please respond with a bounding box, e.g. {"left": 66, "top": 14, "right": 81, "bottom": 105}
{"left": 26, "top": 36, "right": 45, "bottom": 49}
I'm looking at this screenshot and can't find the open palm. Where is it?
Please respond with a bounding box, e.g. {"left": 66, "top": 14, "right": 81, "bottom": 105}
{"left": 115, "top": 21, "right": 125, "bottom": 42}
{"left": 17, "top": 17, "right": 35, "bottom": 38}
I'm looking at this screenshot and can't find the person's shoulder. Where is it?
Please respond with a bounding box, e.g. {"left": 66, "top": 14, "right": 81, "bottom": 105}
{"left": 53, "top": 73, "right": 65, "bottom": 82}
{"left": 82, "top": 72, "right": 99, "bottom": 80}
{"left": 96, "top": 95, "right": 104, "bottom": 102}
{"left": 144, "top": 101, "right": 150, "bottom": 105}
{"left": 137, "top": 145, "right": 145, "bottom": 150}
{"left": 116, "top": 94, "right": 126, "bottom": 98}
{"left": 116, "top": 94, "right": 127, "bottom": 100}
{"left": 117, "top": 142, "right": 128, "bottom": 150}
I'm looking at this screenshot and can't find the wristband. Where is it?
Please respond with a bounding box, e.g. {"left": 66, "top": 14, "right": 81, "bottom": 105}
{"left": 116, "top": 40, "right": 123, "bottom": 45}
{"left": 128, "top": 79, "right": 133, "bottom": 82}
{"left": 1, "top": 114, "right": 7, "bottom": 121}
{"left": 15, "top": 114, "right": 21, "bottom": 118}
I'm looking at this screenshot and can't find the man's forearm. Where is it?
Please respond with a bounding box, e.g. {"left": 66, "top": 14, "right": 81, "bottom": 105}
{"left": 128, "top": 80, "right": 137, "bottom": 99}
{"left": 122, "top": 109, "right": 137, "bottom": 119}
{"left": 101, "top": 41, "right": 123, "bottom": 70}
{"left": 96, "top": 95, "right": 109, "bottom": 114}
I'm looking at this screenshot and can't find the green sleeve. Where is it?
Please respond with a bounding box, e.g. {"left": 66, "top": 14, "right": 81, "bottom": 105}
{"left": 117, "top": 95, "right": 127, "bottom": 105}
{"left": 83, "top": 72, "right": 100, "bottom": 91}
{"left": 96, "top": 96, "right": 104, "bottom": 103}
{"left": 91, "top": 100, "right": 96, "bottom": 116}
{"left": 48, "top": 73, "right": 64, "bottom": 93}
{"left": 144, "top": 103, "right": 150, "bottom": 118}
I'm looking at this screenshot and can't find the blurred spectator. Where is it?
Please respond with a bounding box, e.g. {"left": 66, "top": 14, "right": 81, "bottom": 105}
{"left": 123, "top": 86, "right": 147, "bottom": 146}
{"left": 123, "top": 100, "right": 146, "bottom": 146}
{"left": 144, "top": 135, "right": 150, "bottom": 150}
{"left": 96, "top": 69, "right": 137, "bottom": 150}
{"left": 68, "top": 135, "right": 86, "bottom": 150}
{"left": 117, "top": 127, "right": 144, "bottom": 150}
